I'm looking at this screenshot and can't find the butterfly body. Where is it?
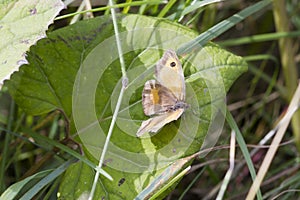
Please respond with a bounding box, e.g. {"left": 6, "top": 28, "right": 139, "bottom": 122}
{"left": 136, "top": 50, "right": 187, "bottom": 137}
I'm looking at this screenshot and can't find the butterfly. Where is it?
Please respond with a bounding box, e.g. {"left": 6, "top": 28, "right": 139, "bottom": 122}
{"left": 136, "top": 50, "right": 188, "bottom": 137}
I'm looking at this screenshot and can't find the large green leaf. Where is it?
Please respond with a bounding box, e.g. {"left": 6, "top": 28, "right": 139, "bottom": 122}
{"left": 6, "top": 15, "right": 247, "bottom": 198}
{"left": 0, "top": 0, "right": 64, "bottom": 86}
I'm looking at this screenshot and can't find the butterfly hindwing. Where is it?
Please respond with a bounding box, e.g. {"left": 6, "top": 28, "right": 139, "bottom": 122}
{"left": 136, "top": 109, "right": 184, "bottom": 137}
{"left": 142, "top": 80, "right": 178, "bottom": 116}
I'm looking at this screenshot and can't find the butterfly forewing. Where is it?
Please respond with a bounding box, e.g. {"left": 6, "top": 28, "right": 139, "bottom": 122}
{"left": 155, "top": 50, "right": 186, "bottom": 101}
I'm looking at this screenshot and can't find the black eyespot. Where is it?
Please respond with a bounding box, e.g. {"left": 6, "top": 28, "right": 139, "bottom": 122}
{"left": 170, "top": 62, "right": 176, "bottom": 67}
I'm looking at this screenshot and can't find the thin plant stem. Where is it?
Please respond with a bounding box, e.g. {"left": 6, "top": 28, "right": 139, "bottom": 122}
{"left": 88, "top": 0, "right": 128, "bottom": 199}
{"left": 70, "top": 1, "right": 86, "bottom": 24}
{"left": 158, "top": 0, "right": 176, "bottom": 18}
{"left": 226, "top": 109, "right": 262, "bottom": 199}
{"left": 246, "top": 83, "right": 300, "bottom": 200}
{"left": 122, "top": 0, "right": 132, "bottom": 14}
{"left": 178, "top": 167, "right": 206, "bottom": 199}
{"left": 273, "top": 0, "right": 300, "bottom": 150}
{"left": 55, "top": 0, "right": 165, "bottom": 21}
{"left": 84, "top": 0, "right": 94, "bottom": 18}
{"left": 218, "top": 30, "right": 300, "bottom": 46}
{"left": 216, "top": 130, "right": 236, "bottom": 200}
{"left": 177, "top": 0, "right": 272, "bottom": 55}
